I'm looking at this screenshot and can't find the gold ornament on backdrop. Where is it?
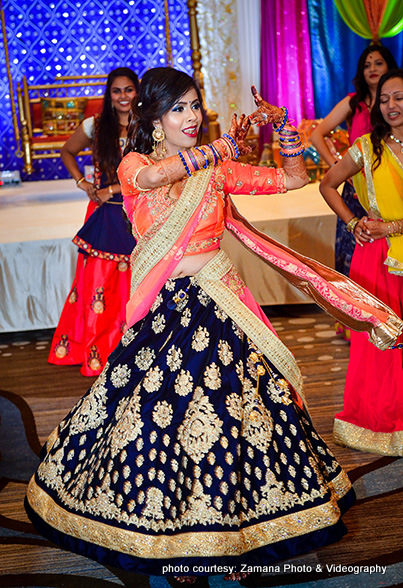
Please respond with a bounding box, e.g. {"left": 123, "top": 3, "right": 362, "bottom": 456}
{"left": 152, "top": 126, "right": 167, "bottom": 158}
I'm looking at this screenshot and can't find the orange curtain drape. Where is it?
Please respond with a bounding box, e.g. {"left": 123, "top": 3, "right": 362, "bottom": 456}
{"left": 334, "top": 0, "right": 403, "bottom": 41}
{"left": 363, "top": 0, "right": 388, "bottom": 42}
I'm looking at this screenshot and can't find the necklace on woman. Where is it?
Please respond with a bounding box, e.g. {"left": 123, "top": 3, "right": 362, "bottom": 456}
{"left": 389, "top": 133, "right": 403, "bottom": 153}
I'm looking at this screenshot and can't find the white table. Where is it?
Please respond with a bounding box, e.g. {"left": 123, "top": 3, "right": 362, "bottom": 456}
{"left": 0, "top": 179, "right": 336, "bottom": 332}
{"left": 0, "top": 180, "right": 87, "bottom": 332}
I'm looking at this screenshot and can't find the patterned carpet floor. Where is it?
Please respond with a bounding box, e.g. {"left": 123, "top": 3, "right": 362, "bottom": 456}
{"left": 0, "top": 305, "right": 402, "bottom": 588}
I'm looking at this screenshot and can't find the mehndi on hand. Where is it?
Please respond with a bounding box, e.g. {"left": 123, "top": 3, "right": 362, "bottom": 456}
{"left": 227, "top": 113, "right": 253, "bottom": 156}
{"left": 249, "top": 86, "right": 286, "bottom": 127}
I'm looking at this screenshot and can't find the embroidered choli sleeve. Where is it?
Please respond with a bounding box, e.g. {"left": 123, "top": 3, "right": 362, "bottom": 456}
{"left": 118, "top": 152, "right": 151, "bottom": 195}
{"left": 117, "top": 152, "right": 152, "bottom": 226}
{"left": 216, "top": 160, "right": 287, "bottom": 195}
{"left": 348, "top": 139, "right": 364, "bottom": 168}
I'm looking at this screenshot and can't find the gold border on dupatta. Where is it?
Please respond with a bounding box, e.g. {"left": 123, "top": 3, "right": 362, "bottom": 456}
{"left": 27, "top": 473, "right": 350, "bottom": 559}
{"left": 382, "top": 144, "right": 403, "bottom": 273}
{"left": 334, "top": 418, "right": 403, "bottom": 456}
{"left": 361, "top": 137, "right": 382, "bottom": 219}
{"left": 130, "top": 168, "right": 214, "bottom": 295}
{"left": 195, "top": 250, "right": 304, "bottom": 397}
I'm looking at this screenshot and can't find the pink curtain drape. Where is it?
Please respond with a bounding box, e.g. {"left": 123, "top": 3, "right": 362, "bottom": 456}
{"left": 260, "top": 0, "right": 315, "bottom": 146}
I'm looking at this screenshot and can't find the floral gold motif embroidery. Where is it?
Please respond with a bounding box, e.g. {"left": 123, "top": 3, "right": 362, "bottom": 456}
{"left": 69, "top": 376, "right": 109, "bottom": 435}
{"left": 204, "top": 363, "right": 221, "bottom": 390}
{"left": 192, "top": 326, "right": 210, "bottom": 352}
{"left": 174, "top": 370, "right": 194, "bottom": 396}
{"left": 218, "top": 340, "right": 233, "bottom": 366}
{"left": 134, "top": 347, "right": 156, "bottom": 371}
{"left": 151, "top": 313, "right": 166, "bottom": 334}
{"left": 143, "top": 366, "right": 164, "bottom": 393}
{"left": 121, "top": 328, "right": 136, "bottom": 347}
{"left": 180, "top": 308, "right": 192, "bottom": 327}
{"left": 197, "top": 290, "right": 211, "bottom": 307}
{"left": 150, "top": 294, "right": 163, "bottom": 312}
{"left": 153, "top": 401, "right": 173, "bottom": 429}
{"left": 177, "top": 387, "right": 223, "bottom": 464}
{"left": 110, "top": 364, "right": 131, "bottom": 388}
{"left": 109, "top": 385, "right": 143, "bottom": 458}
{"left": 214, "top": 305, "right": 228, "bottom": 322}
{"left": 166, "top": 345, "right": 183, "bottom": 371}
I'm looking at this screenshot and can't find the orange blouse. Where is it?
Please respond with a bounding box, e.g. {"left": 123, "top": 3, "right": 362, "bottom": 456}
{"left": 118, "top": 152, "right": 287, "bottom": 256}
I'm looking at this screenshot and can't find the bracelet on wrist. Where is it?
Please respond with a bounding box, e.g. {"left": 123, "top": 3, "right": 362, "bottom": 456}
{"left": 280, "top": 148, "right": 305, "bottom": 158}
{"left": 222, "top": 134, "right": 239, "bottom": 159}
{"left": 272, "top": 106, "right": 288, "bottom": 133}
{"left": 346, "top": 216, "right": 360, "bottom": 234}
{"left": 178, "top": 151, "right": 192, "bottom": 177}
{"left": 388, "top": 219, "right": 403, "bottom": 237}
{"left": 108, "top": 185, "right": 113, "bottom": 196}
{"left": 76, "top": 176, "right": 85, "bottom": 186}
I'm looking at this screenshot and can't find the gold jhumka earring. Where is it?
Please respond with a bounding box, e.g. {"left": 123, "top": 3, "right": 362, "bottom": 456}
{"left": 152, "top": 126, "right": 167, "bottom": 158}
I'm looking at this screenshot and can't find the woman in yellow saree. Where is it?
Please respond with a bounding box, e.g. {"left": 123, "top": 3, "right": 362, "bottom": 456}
{"left": 320, "top": 69, "right": 403, "bottom": 457}
{"left": 26, "top": 67, "right": 402, "bottom": 584}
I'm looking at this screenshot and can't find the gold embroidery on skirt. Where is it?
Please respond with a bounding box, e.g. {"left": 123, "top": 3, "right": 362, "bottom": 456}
{"left": 109, "top": 383, "right": 143, "bottom": 458}
{"left": 195, "top": 251, "right": 304, "bottom": 398}
{"left": 69, "top": 365, "right": 110, "bottom": 435}
{"left": 177, "top": 387, "right": 223, "bottom": 464}
{"left": 27, "top": 476, "right": 347, "bottom": 558}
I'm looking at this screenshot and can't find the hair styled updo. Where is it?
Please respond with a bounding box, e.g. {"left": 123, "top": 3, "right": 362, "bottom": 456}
{"left": 124, "top": 67, "right": 205, "bottom": 155}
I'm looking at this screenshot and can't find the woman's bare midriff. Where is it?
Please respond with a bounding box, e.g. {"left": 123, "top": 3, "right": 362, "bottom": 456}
{"left": 169, "top": 249, "right": 219, "bottom": 278}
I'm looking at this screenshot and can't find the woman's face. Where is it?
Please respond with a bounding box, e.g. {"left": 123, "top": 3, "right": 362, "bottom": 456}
{"left": 379, "top": 77, "right": 403, "bottom": 130}
{"left": 363, "top": 51, "right": 388, "bottom": 88}
{"left": 110, "top": 76, "right": 137, "bottom": 116}
{"left": 158, "top": 88, "right": 203, "bottom": 156}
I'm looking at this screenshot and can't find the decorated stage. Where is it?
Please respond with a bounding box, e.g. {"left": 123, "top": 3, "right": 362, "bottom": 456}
{"left": 0, "top": 179, "right": 337, "bottom": 332}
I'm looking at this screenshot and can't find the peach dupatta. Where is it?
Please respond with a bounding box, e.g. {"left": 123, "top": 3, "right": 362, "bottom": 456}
{"left": 125, "top": 167, "right": 403, "bottom": 350}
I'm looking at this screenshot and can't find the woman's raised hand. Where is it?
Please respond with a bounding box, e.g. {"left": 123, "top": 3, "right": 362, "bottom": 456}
{"left": 249, "top": 86, "right": 284, "bottom": 127}
{"left": 227, "top": 113, "right": 253, "bottom": 156}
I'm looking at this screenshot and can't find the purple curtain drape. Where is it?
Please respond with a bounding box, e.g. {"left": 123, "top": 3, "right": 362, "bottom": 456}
{"left": 260, "top": 0, "right": 315, "bottom": 146}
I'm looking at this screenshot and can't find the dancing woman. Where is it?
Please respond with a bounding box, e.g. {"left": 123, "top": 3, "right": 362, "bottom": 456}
{"left": 26, "top": 68, "right": 402, "bottom": 581}
{"left": 48, "top": 68, "right": 139, "bottom": 376}
{"left": 320, "top": 69, "right": 403, "bottom": 456}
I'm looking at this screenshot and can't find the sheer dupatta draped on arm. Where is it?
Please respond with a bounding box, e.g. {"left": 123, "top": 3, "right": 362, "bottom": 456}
{"left": 119, "top": 164, "right": 403, "bottom": 352}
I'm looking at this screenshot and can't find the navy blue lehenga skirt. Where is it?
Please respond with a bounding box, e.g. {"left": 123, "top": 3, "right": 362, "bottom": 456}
{"left": 26, "top": 276, "right": 355, "bottom": 576}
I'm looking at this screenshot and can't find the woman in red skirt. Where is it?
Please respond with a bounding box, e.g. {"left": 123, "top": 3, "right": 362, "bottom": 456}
{"left": 320, "top": 69, "right": 403, "bottom": 456}
{"left": 48, "top": 68, "right": 139, "bottom": 376}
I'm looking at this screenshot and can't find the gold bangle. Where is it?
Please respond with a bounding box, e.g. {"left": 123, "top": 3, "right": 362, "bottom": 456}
{"left": 389, "top": 219, "right": 403, "bottom": 237}
{"left": 108, "top": 184, "right": 113, "bottom": 196}
{"left": 346, "top": 216, "right": 359, "bottom": 234}
{"left": 76, "top": 176, "right": 85, "bottom": 186}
